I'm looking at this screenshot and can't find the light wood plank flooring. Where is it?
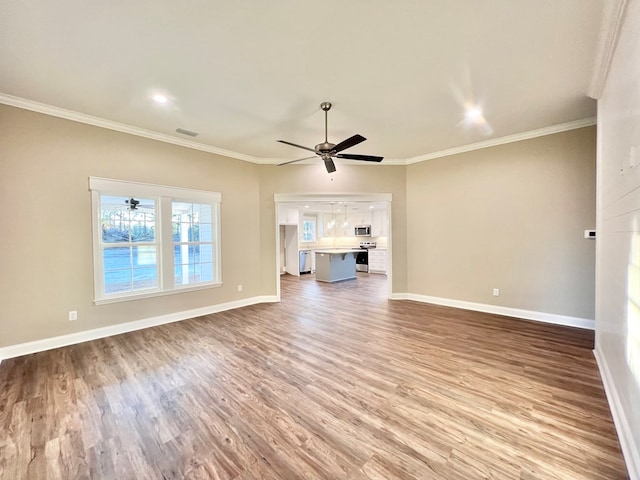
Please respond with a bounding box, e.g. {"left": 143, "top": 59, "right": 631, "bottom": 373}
{"left": 0, "top": 273, "right": 628, "bottom": 479}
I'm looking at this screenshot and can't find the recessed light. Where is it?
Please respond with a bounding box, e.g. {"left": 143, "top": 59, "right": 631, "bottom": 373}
{"left": 153, "top": 94, "right": 168, "bottom": 104}
{"left": 465, "top": 107, "right": 482, "bottom": 121}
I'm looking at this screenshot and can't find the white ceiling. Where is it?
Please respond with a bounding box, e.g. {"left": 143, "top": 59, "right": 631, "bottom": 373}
{"left": 0, "top": 1, "right": 603, "bottom": 164}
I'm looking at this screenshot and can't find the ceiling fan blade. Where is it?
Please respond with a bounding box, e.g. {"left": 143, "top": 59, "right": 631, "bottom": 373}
{"left": 324, "top": 158, "right": 336, "bottom": 173}
{"left": 277, "top": 140, "right": 316, "bottom": 153}
{"left": 331, "top": 134, "right": 366, "bottom": 154}
{"left": 336, "top": 153, "right": 384, "bottom": 162}
{"left": 277, "top": 156, "right": 316, "bottom": 166}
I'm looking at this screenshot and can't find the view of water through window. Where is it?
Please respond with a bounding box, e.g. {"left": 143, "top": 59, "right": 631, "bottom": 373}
{"left": 100, "top": 196, "right": 215, "bottom": 294}
{"left": 101, "top": 195, "right": 158, "bottom": 294}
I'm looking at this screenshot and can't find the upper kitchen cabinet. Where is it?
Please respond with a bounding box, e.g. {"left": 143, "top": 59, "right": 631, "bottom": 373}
{"left": 348, "top": 208, "right": 372, "bottom": 228}
{"left": 322, "top": 206, "right": 349, "bottom": 237}
{"left": 278, "top": 205, "right": 299, "bottom": 225}
{"left": 317, "top": 212, "right": 333, "bottom": 238}
{"left": 371, "top": 207, "right": 389, "bottom": 236}
{"left": 335, "top": 208, "right": 353, "bottom": 237}
{"left": 316, "top": 210, "right": 343, "bottom": 238}
{"left": 325, "top": 206, "right": 371, "bottom": 238}
{"left": 292, "top": 202, "right": 388, "bottom": 238}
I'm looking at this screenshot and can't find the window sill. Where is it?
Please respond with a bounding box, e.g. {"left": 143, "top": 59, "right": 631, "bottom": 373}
{"left": 94, "top": 282, "right": 223, "bottom": 305}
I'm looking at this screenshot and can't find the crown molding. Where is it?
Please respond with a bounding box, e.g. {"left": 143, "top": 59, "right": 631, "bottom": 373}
{"left": 404, "top": 117, "right": 597, "bottom": 164}
{"left": 588, "top": 0, "right": 628, "bottom": 99}
{"left": 1, "top": 93, "right": 595, "bottom": 166}
{"left": 0, "top": 93, "right": 258, "bottom": 163}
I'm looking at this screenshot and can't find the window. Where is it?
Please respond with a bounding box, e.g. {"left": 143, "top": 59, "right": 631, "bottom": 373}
{"left": 90, "top": 177, "right": 221, "bottom": 303}
{"left": 301, "top": 215, "right": 317, "bottom": 242}
{"left": 100, "top": 195, "right": 158, "bottom": 294}
{"left": 172, "top": 201, "right": 214, "bottom": 286}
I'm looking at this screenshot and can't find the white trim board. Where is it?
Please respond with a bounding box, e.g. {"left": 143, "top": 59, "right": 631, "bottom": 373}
{"left": 275, "top": 193, "right": 392, "bottom": 203}
{"left": 404, "top": 117, "right": 597, "bottom": 164}
{"left": 588, "top": 0, "right": 628, "bottom": 99}
{"left": 0, "top": 295, "right": 278, "bottom": 361}
{"left": 594, "top": 346, "right": 640, "bottom": 480}
{"left": 0, "top": 93, "right": 257, "bottom": 164}
{"left": 390, "top": 293, "right": 595, "bottom": 330}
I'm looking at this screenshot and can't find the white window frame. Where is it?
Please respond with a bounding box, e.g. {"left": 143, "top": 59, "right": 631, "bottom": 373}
{"left": 90, "top": 177, "right": 222, "bottom": 304}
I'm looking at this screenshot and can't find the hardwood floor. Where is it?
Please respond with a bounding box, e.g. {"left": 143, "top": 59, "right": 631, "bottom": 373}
{"left": 0, "top": 273, "right": 628, "bottom": 479}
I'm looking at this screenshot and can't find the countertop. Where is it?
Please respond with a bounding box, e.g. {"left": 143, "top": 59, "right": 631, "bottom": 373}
{"left": 300, "top": 247, "right": 387, "bottom": 251}
{"left": 314, "top": 249, "right": 359, "bottom": 254}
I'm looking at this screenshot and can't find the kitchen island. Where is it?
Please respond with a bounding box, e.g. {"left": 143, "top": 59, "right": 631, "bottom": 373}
{"left": 314, "top": 250, "right": 358, "bottom": 282}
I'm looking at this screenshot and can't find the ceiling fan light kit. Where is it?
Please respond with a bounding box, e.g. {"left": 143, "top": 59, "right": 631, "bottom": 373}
{"left": 277, "top": 102, "right": 384, "bottom": 173}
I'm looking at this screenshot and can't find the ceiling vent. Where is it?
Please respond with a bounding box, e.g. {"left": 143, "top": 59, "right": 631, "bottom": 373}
{"left": 176, "top": 128, "right": 199, "bottom": 137}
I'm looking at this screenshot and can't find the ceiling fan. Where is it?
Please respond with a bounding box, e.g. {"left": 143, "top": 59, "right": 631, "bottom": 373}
{"left": 277, "top": 102, "right": 383, "bottom": 173}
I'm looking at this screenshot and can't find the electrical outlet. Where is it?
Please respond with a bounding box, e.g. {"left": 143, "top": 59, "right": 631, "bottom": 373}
{"left": 492, "top": 288, "right": 500, "bottom": 297}
{"left": 68, "top": 310, "right": 78, "bottom": 321}
{"left": 237, "top": 284, "right": 243, "bottom": 292}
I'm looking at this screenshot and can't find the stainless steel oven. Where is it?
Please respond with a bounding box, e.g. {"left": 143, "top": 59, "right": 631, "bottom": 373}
{"left": 355, "top": 250, "right": 368, "bottom": 272}
{"left": 355, "top": 241, "right": 376, "bottom": 272}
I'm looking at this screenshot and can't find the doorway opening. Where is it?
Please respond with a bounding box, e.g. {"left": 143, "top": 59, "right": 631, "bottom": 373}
{"left": 274, "top": 193, "right": 392, "bottom": 300}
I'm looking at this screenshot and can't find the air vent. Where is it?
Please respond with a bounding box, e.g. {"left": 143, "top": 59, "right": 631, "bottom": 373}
{"left": 176, "top": 128, "right": 199, "bottom": 137}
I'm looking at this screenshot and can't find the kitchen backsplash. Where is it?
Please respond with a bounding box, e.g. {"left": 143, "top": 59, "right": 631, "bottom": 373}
{"left": 301, "top": 236, "right": 388, "bottom": 249}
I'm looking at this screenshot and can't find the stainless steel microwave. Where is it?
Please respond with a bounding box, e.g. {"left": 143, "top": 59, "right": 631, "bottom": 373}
{"left": 354, "top": 225, "right": 371, "bottom": 237}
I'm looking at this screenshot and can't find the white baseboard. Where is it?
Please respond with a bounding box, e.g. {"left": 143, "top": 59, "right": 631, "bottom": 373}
{"left": 390, "top": 293, "right": 410, "bottom": 300}
{"left": 594, "top": 345, "right": 640, "bottom": 480}
{"left": 390, "top": 293, "right": 595, "bottom": 330}
{"left": 0, "top": 295, "right": 279, "bottom": 361}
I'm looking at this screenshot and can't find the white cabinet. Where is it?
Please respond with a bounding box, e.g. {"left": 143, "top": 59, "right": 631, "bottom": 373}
{"left": 340, "top": 209, "right": 370, "bottom": 237}
{"left": 333, "top": 208, "right": 351, "bottom": 237}
{"left": 371, "top": 208, "right": 389, "bottom": 237}
{"left": 278, "top": 205, "right": 299, "bottom": 225}
{"left": 368, "top": 249, "right": 387, "bottom": 274}
{"left": 337, "top": 221, "right": 351, "bottom": 238}
{"left": 321, "top": 211, "right": 350, "bottom": 237}
{"left": 315, "top": 214, "right": 324, "bottom": 238}
{"left": 318, "top": 212, "right": 335, "bottom": 238}
{"left": 349, "top": 210, "right": 372, "bottom": 227}
{"left": 282, "top": 224, "right": 299, "bottom": 276}
{"left": 314, "top": 206, "right": 384, "bottom": 238}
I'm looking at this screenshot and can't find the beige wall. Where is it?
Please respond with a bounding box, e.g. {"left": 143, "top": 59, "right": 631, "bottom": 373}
{"left": 0, "top": 102, "right": 597, "bottom": 350}
{"left": 0, "top": 105, "right": 262, "bottom": 347}
{"left": 407, "top": 126, "right": 597, "bottom": 319}
{"left": 256, "top": 164, "right": 408, "bottom": 294}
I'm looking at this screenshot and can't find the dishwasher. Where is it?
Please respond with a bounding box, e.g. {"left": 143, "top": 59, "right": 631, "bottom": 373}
{"left": 299, "top": 251, "right": 312, "bottom": 274}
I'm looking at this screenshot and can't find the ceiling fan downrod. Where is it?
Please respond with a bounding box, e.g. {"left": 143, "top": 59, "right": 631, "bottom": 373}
{"left": 320, "top": 101, "right": 331, "bottom": 143}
